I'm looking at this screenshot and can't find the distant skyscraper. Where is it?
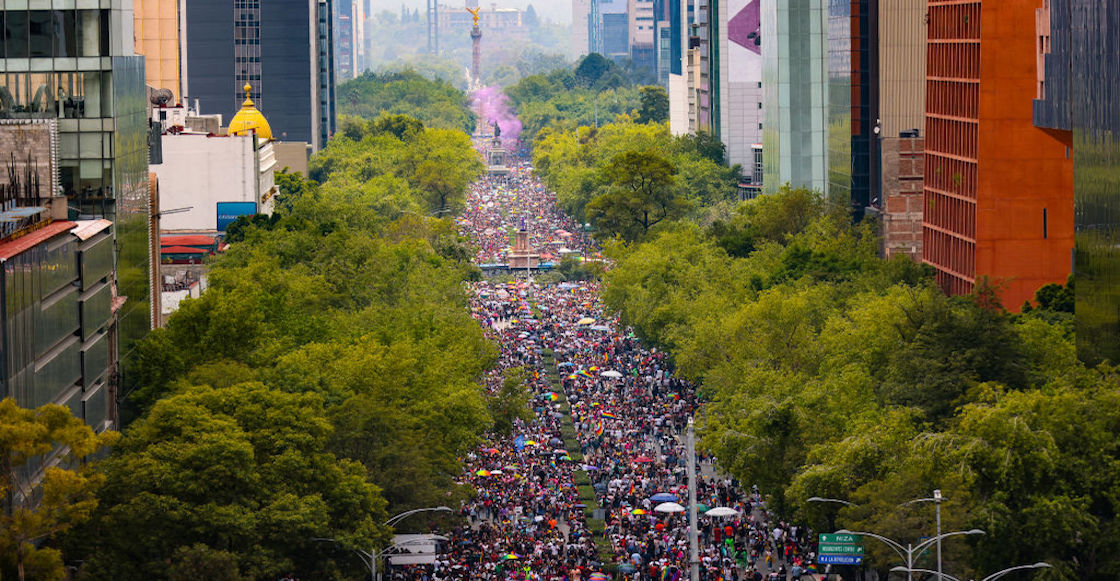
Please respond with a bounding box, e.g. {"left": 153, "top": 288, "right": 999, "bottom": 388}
{"left": 761, "top": 0, "right": 828, "bottom": 195}
{"left": 719, "top": 0, "right": 763, "bottom": 169}
{"left": 1033, "top": 0, "right": 1120, "bottom": 362}
{"left": 922, "top": 0, "right": 1072, "bottom": 308}
{"left": 596, "top": 0, "right": 631, "bottom": 59}
{"left": 573, "top": 0, "right": 592, "bottom": 57}
{"left": 181, "top": 0, "right": 336, "bottom": 150}
{"left": 630, "top": 0, "right": 657, "bottom": 79}
{"left": 336, "top": 0, "right": 355, "bottom": 80}
{"left": 667, "top": 0, "right": 715, "bottom": 135}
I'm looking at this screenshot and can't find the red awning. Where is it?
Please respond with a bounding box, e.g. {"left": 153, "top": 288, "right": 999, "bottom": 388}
{"left": 160, "top": 246, "right": 209, "bottom": 255}
{"left": 161, "top": 235, "right": 216, "bottom": 247}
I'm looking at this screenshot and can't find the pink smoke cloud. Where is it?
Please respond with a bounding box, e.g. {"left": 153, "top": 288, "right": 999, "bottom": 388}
{"left": 472, "top": 86, "right": 523, "bottom": 144}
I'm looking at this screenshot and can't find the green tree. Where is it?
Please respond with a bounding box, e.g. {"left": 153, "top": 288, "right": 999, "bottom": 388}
{"left": 82, "top": 383, "right": 390, "bottom": 580}
{"left": 337, "top": 70, "right": 474, "bottom": 133}
{"left": 635, "top": 86, "right": 669, "bottom": 124}
{"left": 675, "top": 130, "right": 727, "bottom": 165}
{"left": 586, "top": 151, "right": 692, "bottom": 242}
{"left": 0, "top": 399, "right": 117, "bottom": 581}
{"left": 574, "top": 53, "right": 614, "bottom": 87}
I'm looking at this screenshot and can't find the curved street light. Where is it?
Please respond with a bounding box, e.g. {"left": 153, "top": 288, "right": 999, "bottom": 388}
{"left": 384, "top": 505, "right": 453, "bottom": 527}
{"left": 889, "top": 562, "right": 1051, "bottom": 581}
{"left": 808, "top": 496, "right": 858, "bottom": 507}
{"left": 316, "top": 506, "right": 454, "bottom": 581}
{"left": 835, "top": 528, "right": 985, "bottom": 581}
{"left": 314, "top": 536, "right": 446, "bottom": 581}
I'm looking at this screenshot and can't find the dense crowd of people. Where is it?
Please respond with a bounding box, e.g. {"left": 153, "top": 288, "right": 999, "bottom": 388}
{"left": 388, "top": 144, "right": 820, "bottom": 580}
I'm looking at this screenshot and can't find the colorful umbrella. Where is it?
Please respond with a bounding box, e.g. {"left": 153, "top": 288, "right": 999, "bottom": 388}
{"left": 476, "top": 470, "right": 491, "bottom": 477}
{"left": 633, "top": 456, "right": 654, "bottom": 463}
{"left": 631, "top": 509, "right": 648, "bottom": 515}
{"left": 502, "top": 553, "right": 520, "bottom": 560}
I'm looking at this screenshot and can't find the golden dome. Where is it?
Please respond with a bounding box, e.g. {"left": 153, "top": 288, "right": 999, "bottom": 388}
{"left": 228, "top": 83, "right": 273, "bottom": 140}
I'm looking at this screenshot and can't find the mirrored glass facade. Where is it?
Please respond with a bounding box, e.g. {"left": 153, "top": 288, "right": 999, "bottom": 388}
{"left": 761, "top": 0, "right": 828, "bottom": 195}
{"left": 1034, "top": 0, "right": 1120, "bottom": 363}
{"left": 0, "top": 222, "right": 114, "bottom": 431}
{"left": 1, "top": 0, "right": 153, "bottom": 418}
{"left": 826, "top": 0, "right": 873, "bottom": 216}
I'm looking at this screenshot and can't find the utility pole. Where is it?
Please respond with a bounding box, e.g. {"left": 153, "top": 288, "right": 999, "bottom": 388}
{"left": 686, "top": 417, "right": 699, "bottom": 581}
{"left": 934, "top": 489, "right": 943, "bottom": 581}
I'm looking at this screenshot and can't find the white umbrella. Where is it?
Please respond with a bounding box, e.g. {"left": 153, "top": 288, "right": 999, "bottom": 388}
{"left": 705, "top": 507, "right": 741, "bottom": 517}
{"left": 654, "top": 502, "right": 686, "bottom": 513}
{"left": 599, "top": 370, "right": 624, "bottom": 378}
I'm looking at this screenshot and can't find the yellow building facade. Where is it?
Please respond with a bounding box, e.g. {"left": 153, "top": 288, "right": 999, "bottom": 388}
{"left": 133, "top": 0, "right": 181, "bottom": 100}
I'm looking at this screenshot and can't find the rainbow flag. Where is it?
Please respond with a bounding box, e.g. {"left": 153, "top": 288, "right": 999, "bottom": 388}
{"left": 578, "top": 370, "right": 594, "bottom": 378}
{"left": 595, "top": 422, "right": 604, "bottom": 436}
{"left": 601, "top": 411, "right": 618, "bottom": 420}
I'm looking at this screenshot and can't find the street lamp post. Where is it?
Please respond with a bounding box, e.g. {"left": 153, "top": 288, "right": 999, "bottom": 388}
{"left": 317, "top": 506, "right": 453, "bottom": 581}
{"left": 901, "top": 490, "right": 945, "bottom": 581}
{"left": 889, "top": 562, "right": 1051, "bottom": 581}
{"left": 834, "top": 528, "right": 985, "bottom": 581}
{"left": 314, "top": 536, "right": 449, "bottom": 581}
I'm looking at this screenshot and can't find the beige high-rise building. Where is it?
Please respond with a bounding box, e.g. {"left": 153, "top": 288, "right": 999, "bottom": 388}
{"left": 134, "top": 0, "right": 182, "bottom": 100}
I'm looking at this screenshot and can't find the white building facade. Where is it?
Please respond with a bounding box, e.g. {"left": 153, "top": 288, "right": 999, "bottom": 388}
{"left": 152, "top": 133, "right": 276, "bottom": 233}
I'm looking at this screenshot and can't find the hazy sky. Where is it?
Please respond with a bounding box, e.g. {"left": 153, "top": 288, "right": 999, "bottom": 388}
{"left": 373, "top": 1, "right": 572, "bottom": 26}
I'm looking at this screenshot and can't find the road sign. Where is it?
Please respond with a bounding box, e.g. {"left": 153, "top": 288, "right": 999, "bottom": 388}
{"left": 819, "top": 555, "right": 864, "bottom": 565}
{"left": 819, "top": 543, "right": 864, "bottom": 554}
{"left": 819, "top": 533, "right": 862, "bottom": 544}
{"left": 819, "top": 532, "right": 864, "bottom": 566}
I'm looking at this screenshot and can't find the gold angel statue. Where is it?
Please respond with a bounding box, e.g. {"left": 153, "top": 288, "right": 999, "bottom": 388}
{"left": 466, "top": 6, "right": 481, "bottom": 25}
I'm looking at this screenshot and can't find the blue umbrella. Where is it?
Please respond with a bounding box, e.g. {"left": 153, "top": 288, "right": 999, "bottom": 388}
{"left": 650, "top": 492, "right": 679, "bottom": 502}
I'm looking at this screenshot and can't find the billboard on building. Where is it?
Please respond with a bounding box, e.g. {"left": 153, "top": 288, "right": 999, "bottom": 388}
{"left": 722, "top": 0, "right": 764, "bottom": 167}
{"left": 216, "top": 201, "right": 258, "bottom": 231}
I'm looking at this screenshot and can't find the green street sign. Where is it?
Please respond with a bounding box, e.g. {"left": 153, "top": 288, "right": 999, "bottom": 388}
{"left": 819, "top": 543, "right": 864, "bottom": 555}
{"left": 819, "top": 533, "right": 862, "bottom": 545}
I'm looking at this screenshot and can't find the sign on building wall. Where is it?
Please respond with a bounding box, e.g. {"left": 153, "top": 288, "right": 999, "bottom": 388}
{"left": 216, "top": 201, "right": 258, "bottom": 231}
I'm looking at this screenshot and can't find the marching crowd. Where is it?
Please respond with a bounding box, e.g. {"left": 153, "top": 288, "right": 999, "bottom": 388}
{"left": 387, "top": 150, "right": 820, "bottom": 580}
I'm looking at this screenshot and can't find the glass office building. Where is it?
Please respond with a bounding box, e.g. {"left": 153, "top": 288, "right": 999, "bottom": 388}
{"left": 761, "top": 0, "right": 828, "bottom": 195}
{"left": 826, "top": 0, "right": 874, "bottom": 217}
{"left": 0, "top": 0, "right": 152, "bottom": 368}
{"left": 1035, "top": 0, "right": 1120, "bottom": 363}
{"left": 182, "top": 0, "right": 335, "bottom": 150}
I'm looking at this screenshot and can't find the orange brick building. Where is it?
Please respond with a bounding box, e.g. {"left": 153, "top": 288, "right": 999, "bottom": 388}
{"left": 922, "top": 0, "right": 1073, "bottom": 309}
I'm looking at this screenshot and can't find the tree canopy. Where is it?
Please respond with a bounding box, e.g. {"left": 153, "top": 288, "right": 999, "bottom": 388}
{"left": 599, "top": 185, "right": 1119, "bottom": 580}
{"left": 77, "top": 115, "right": 492, "bottom": 580}
{"left": 0, "top": 399, "right": 117, "bottom": 581}
{"left": 532, "top": 120, "right": 742, "bottom": 230}
{"left": 337, "top": 70, "right": 475, "bottom": 133}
